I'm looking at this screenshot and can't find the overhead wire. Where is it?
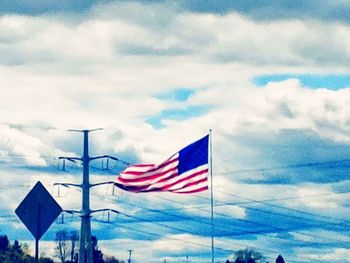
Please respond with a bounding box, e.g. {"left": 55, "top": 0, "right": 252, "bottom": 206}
{"left": 91, "top": 191, "right": 350, "bottom": 249}
{"left": 92, "top": 213, "right": 321, "bottom": 263}
{"left": 1, "top": 182, "right": 350, "bottom": 248}
{"left": 143, "top": 189, "right": 350, "bottom": 214}
{"left": 219, "top": 159, "right": 350, "bottom": 175}
{"left": 218, "top": 190, "right": 350, "bottom": 227}
{"left": 2, "top": 179, "right": 349, "bottom": 247}
{"left": 152, "top": 194, "right": 350, "bottom": 245}
{"left": 85, "top": 161, "right": 350, "bottom": 246}
{"left": 145, "top": 191, "right": 350, "bottom": 232}
{"left": 0, "top": 156, "right": 350, "bottom": 262}
{"left": 184, "top": 191, "right": 350, "bottom": 232}
{"left": 86, "top": 158, "right": 350, "bottom": 227}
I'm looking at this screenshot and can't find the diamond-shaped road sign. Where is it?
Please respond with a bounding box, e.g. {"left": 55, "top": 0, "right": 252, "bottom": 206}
{"left": 15, "top": 181, "right": 62, "bottom": 240}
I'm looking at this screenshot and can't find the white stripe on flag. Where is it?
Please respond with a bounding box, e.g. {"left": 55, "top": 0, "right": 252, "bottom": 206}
{"left": 166, "top": 165, "right": 208, "bottom": 191}
{"left": 144, "top": 163, "right": 208, "bottom": 191}
{"left": 119, "top": 154, "right": 178, "bottom": 180}
{"left": 172, "top": 180, "right": 208, "bottom": 193}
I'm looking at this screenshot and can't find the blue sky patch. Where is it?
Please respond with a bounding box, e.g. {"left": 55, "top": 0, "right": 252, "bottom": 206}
{"left": 253, "top": 74, "right": 350, "bottom": 90}
{"left": 146, "top": 105, "right": 210, "bottom": 129}
{"left": 156, "top": 88, "right": 195, "bottom": 102}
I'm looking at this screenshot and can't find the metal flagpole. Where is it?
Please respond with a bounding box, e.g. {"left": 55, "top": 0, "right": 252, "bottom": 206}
{"left": 209, "top": 129, "right": 214, "bottom": 263}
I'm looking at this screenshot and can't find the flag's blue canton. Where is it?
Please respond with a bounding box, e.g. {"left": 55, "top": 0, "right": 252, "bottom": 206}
{"left": 178, "top": 135, "right": 209, "bottom": 175}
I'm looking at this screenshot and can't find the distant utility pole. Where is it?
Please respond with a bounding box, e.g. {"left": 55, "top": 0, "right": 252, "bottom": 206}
{"left": 127, "top": 249, "right": 133, "bottom": 263}
{"left": 55, "top": 129, "right": 122, "bottom": 263}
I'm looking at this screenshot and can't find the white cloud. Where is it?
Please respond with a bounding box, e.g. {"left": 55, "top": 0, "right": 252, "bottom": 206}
{"left": 1, "top": 2, "right": 350, "bottom": 261}
{"left": 302, "top": 248, "right": 350, "bottom": 262}
{"left": 215, "top": 205, "right": 246, "bottom": 219}
{"left": 0, "top": 5, "right": 349, "bottom": 166}
{"left": 0, "top": 124, "right": 48, "bottom": 166}
{"left": 296, "top": 185, "right": 341, "bottom": 209}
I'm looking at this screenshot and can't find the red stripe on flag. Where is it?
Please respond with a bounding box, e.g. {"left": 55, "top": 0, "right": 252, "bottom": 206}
{"left": 171, "top": 177, "right": 208, "bottom": 191}
{"left": 122, "top": 157, "right": 178, "bottom": 175}
{"left": 161, "top": 169, "right": 208, "bottom": 190}
{"left": 129, "top": 164, "right": 155, "bottom": 168}
{"left": 118, "top": 166, "right": 178, "bottom": 183}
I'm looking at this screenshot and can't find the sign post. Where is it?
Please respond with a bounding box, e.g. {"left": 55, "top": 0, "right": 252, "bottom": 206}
{"left": 35, "top": 238, "right": 39, "bottom": 263}
{"left": 15, "top": 181, "right": 62, "bottom": 262}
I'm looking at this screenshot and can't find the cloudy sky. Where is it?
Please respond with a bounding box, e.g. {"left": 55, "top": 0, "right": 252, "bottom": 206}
{"left": 1, "top": 0, "right": 350, "bottom": 262}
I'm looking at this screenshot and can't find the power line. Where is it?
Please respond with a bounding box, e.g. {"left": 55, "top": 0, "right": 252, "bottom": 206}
{"left": 0, "top": 211, "right": 320, "bottom": 263}
{"left": 219, "top": 159, "right": 350, "bottom": 175}
{"left": 92, "top": 216, "right": 320, "bottom": 263}
{"left": 2, "top": 155, "right": 350, "bottom": 174}
{"left": 88, "top": 161, "right": 350, "bottom": 226}
{"left": 130, "top": 189, "right": 350, "bottom": 215}
{"left": 2, "top": 155, "right": 348, "bottom": 262}
{"left": 91, "top": 192, "right": 350, "bottom": 250}
{"left": 81, "top": 168, "right": 350, "bottom": 246}
{"left": 0, "top": 181, "right": 348, "bottom": 209}
{"left": 155, "top": 186, "right": 350, "bottom": 231}
{"left": 45, "top": 184, "right": 350, "bottom": 252}
{"left": 4, "top": 179, "right": 349, "bottom": 248}
{"left": 87, "top": 162, "right": 350, "bottom": 228}
{"left": 151, "top": 193, "right": 350, "bottom": 232}
{"left": 93, "top": 221, "right": 302, "bottom": 262}
{"left": 184, "top": 192, "right": 350, "bottom": 232}
{"left": 172, "top": 195, "right": 350, "bottom": 244}
{"left": 218, "top": 190, "right": 350, "bottom": 227}
{"left": 2, "top": 186, "right": 329, "bottom": 263}
{"left": 4, "top": 154, "right": 350, "bottom": 231}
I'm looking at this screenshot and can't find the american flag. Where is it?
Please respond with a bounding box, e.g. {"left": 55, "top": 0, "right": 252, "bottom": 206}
{"left": 115, "top": 135, "right": 209, "bottom": 194}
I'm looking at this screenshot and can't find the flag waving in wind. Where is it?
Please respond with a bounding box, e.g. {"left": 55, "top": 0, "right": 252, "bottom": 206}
{"left": 115, "top": 135, "right": 209, "bottom": 194}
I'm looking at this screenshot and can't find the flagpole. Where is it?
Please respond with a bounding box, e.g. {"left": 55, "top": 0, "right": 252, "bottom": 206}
{"left": 209, "top": 129, "right": 214, "bottom": 263}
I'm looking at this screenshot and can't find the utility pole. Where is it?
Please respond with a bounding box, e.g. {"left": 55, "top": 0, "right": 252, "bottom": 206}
{"left": 127, "top": 249, "right": 133, "bottom": 263}
{"left": 79, "top": 129, "right": 94, "bottom": 263}
{"left": 55, "top": 129, "right": 122, "bottom": 263}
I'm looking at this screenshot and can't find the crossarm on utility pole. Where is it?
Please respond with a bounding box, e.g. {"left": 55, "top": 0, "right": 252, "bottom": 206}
{"left": 90, "top": 208, "right": 120, "bottom": 214}
{"left": 54, "top": 183, "right": 82, "bottom": 188}
{"left": 68, "top": 128, "right": 103, "bottom": 133}
{"left": 90, "top": 181, "right": 115, "bottom": 188}
{"left": 90, "top": 155, "right": 130, "bottom": 165}
{"left": 58, "top": 156, "right": 82, "bottom": 171}
{"left": 59, "top": 157, "right": 82, "bottom": 162}
{"left": 63, "top": 209, "right": 81, "bottom": 215}
{"left": 90, "top": 209, "right": 120, "bottom": 223}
